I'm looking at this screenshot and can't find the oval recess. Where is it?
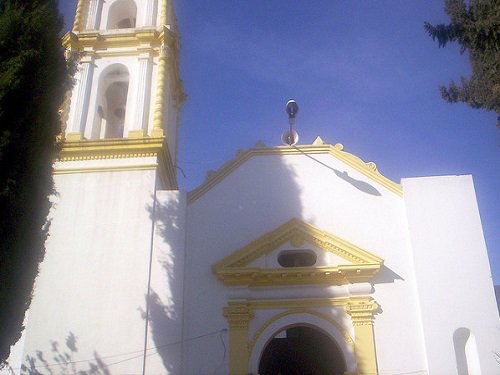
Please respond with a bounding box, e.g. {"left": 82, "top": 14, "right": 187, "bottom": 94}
{"left": 278, "top": 250, "right": 317, "bottom": 268}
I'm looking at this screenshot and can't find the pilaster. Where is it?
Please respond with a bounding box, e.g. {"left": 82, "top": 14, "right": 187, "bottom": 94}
{"left": 67, "top": 56, "right": 95, "bottom": 140}
{"left": 85, "top": 0, "right": 102, "bottom": 30}
{"left": 129, "top": 52, "right": 153, "bottom": 138}
{"left": 223, "top": 303, "right": 254, "bottom": 375}
{"left": 345, "top": 298, "right": 379, "bottom": 375}
{"left": 144, "top": 0, "right": 158, "bottom": 26}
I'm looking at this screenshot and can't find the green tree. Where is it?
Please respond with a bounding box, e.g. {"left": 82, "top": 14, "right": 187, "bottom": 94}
{"left": 0, "top": 0, "right": 69, "bottom": 365}
{"left": 425, "top": 0, "right": 500, "bottom": 127}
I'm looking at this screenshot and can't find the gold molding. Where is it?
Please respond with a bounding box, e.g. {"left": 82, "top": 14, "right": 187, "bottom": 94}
{"left": 188, "top": 141, "right": 402, "bottom": 204}
{"left": 73, "top": 0, "right": 86, "bottom": 32}
{"left": 57, "top": 137, "right": 177, "bottom": 189}
{"left": 213, "top": 218, "right": 383, "bottom": 287}
{"left": 346, "top": 298, "right": 379, "bottom": 326}
{"left": 223, "top": 303, "right": 254, "bottom": 375}
{"left": 224, "top": 304, "right": 254, "bottom": 330}
{"left": 63, "top": 28, "right": 162, "bottom": 51}
{"left": 54, "top": 164, "right": 158, "bottom": 175}
{"left": 224, "top": 296, "right": 378, "bottom": 374}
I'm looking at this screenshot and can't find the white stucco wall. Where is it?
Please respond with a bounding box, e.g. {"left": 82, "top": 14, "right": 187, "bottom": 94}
{"left": 8, "top": 145, "right": 499, "bottom": 375}
{"left": 403, "top": 175, "right": 500, "bottom": 375}
{"left": 15, "top": 165, "right": 158, "bottom": 374}
{"left": 183, "top": 150, "right": 428, "bottom": 374}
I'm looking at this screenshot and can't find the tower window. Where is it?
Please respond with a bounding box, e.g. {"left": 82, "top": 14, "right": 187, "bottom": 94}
{"left": 107, "top": 0, "right": 137, "bottom": 29}
{"left": 278, "top": 250, "right": 317, "bottom": 268}
{"left": 92, "top": 65, "right": 130, "bottom": 139}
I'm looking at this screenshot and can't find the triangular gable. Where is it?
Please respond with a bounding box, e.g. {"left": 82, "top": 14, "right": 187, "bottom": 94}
{"left": 213, "top": 218, "right": 384, "bottom": 287}
{"left": 188, "top": 138, "right": 402, "bottom": 204}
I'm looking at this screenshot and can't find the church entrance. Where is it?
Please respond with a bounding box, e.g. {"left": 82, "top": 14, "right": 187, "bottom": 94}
{"left": 258, "top": 325, "right": 346, "bottom": 375}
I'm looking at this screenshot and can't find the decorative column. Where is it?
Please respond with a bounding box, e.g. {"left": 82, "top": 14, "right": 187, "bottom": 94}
{"left": 160, "top": 0, "right": 168, "bottom": 25}
{"left": 72, "top": 0, "right": 85, "bottom": 32}
{"left": 345, "top": 298, "right": 379, "bottom": 375}
{"left": 144, "top": 0, "right": 158, "bottom": 26}
{"left": 129, "top": 52, "right": 153, "bottom": 138}
{"left": 67, "top": 56, "right": 95, "bottom": 141}
{"left": 85, "top": 0, "right": 102, "bottom": 30}
{"left": 223, "top": 303, "right": 254, "bottom": 375}
{"left": 151, "top": 43, "right": 168, "bottom": 137}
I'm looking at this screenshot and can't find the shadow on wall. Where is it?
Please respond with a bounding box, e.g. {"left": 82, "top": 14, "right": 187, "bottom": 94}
{"left": 141, "top": 196, "right": 182, "bottom": 373}
{"left": 495, "top": 285, "right": 500, "bottom": 314}
{"left": 19, "top": 332, "right": 109, "bottom": 375}
{"left": 371, "top": 265, "right": 405, "bottom": 285}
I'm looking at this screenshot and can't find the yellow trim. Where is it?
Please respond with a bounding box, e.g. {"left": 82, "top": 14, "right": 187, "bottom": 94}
{"left": 188, "top": 141, "right": 402, "bottom": 203}
{"left": 213, "top": 218, "right": 383, "bottom": 287}
{"left": 73, "top": 0, "right": 85, "bottom": 32}
{"left": 57, "top": 137, "right": 177, "bottom": 189}
{"left": 54, "top": 164, "right": 158, "bottom": 174}
{"left": 128, "top": 129, "right": 146, "bottom": 138}
{"left": 224, "top": 296, "right": 378, "bottom": 375}
{"left": 346, "top": 299, "right": 379, "bottom": 375}
{"left": 152, "top": 41, "right": 167, "bottom": 135}
{"left": 66, "top": 132, "right": 84, "bottom": 141}
{"left": 62, "top": 28, "right": 167, "bottom": 52}
{"left": 160, "top": 0, "right": 168, "bottom": 26}
{"left": 224, "top": 304, "right": 254, "bottom": 375}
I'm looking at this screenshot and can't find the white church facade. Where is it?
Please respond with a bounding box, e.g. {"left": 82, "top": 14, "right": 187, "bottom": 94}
{"left": 4, "top": 0, "right": 500, "bottom": 374}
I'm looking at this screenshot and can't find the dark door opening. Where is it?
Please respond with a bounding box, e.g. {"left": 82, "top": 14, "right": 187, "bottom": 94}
{"left": 258, "top": 325, "right": 346, "bottom": 375}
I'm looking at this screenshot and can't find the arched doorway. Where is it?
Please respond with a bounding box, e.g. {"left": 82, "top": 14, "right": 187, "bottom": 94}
{"left": 258, "top": 325, "right": 346, "bottom": 375}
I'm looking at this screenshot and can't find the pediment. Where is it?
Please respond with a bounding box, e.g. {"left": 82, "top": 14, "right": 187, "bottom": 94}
{"left": 188, "top": 139, "right": 402, "bottom": 204}
{"left": 213, "top": 218, "right": 384, "bottom": 286}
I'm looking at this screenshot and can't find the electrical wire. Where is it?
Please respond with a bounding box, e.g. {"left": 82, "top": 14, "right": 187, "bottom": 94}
{"left": 11, "top": 328, "right": 227, "bottom": 372}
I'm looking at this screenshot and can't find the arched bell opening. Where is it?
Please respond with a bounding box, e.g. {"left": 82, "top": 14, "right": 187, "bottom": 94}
{"left": 258, "top": 324, "right": 346, "bottom": 375}
{"left": 107, "top": 0, "right": 137, "bottom": 29}
{"left": 92, "top": 64, "right": 130, "bottom": 139}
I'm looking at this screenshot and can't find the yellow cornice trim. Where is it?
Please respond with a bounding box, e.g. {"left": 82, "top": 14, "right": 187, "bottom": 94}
{"left": 57, "top": 137, "right": 177, "bottom": 188}
{"left": 215, "top": 265, "right": 381, "bottom": 287}
{"left": 213, "top": 218, "right": 383, "bottom": 287}
{"left": 59, "top": 137, "right": 165, "bottom": 159}
{"left": 188, "top": 141, "right": 402, "bottom": 204}
{"left": 62, "top": 28, "right": 177, "bottom": 53}
{"left": 54, "top": 164, "right": 158, "bottom": 175}
{"left": 248, "top": 296, "right": 376, "bottom": 353}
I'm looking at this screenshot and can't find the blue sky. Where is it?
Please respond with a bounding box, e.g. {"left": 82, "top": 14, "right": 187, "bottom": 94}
{"left": 59, "top": 1, "right": 500, "bottom": 285}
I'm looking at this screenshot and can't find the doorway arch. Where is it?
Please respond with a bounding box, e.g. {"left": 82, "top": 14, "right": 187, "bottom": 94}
{"left": 248, "top": 310, "right": 356, "bottom": 374}
{"left": 258, "top": 324, "right": 346, "bottom": 375}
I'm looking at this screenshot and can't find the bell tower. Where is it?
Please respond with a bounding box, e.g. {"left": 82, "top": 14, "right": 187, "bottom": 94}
{"left": 61, "top": 0, "right": 184, "bottom": 187}
{"left": 5, "top": 1, "right": 186, "bottom": 374}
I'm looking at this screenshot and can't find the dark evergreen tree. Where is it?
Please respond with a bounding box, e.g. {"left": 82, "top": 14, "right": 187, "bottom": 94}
{"left": 0, "top": 0, "right": 69, "bottom": 365}
{"left": 425, "top": 0, "right": 500, "bottom": 127}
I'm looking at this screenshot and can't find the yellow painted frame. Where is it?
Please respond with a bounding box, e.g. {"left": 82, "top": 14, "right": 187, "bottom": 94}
{"left": 223, "top": 296, "right": 379, "bottom": 375}
{"left": 213, "top": 218, "right": 384, "bottom": 287}
{"left": 56, "top": 137, "right": 177, "bottom": 189}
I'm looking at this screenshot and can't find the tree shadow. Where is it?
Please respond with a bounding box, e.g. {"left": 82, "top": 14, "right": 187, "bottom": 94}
{"left": 141, "top": 193, "right": 183, "bottom": 373}
{"left": 20, "top": 332, "right": 109, "bottom": 375}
